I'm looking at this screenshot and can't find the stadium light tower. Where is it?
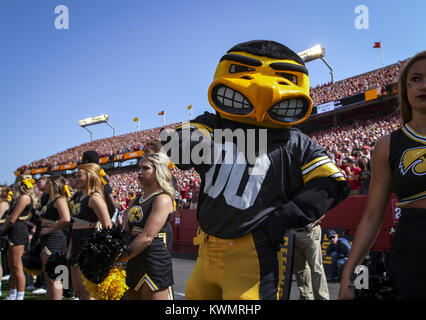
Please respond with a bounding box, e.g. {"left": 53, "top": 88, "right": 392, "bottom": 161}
{"left": 298, "top": 44, "right": 334, "bottom": 83}
{"left": 78, "top": 114, "right": 116, "bottom": 142}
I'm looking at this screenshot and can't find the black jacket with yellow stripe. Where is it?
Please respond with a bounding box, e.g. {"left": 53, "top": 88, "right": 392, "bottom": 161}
{"left": 161, "top": 112, "right": 350, "bottom": 240}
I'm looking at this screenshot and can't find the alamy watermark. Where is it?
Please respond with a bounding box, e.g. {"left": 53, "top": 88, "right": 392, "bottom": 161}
{"left": 54, "top": 5, "right": 69, "bottom": 30}
{"left": 53, "top": 265, "right": 70, "bottom": 290}
{"left": 161, "top": 127, "right": 271, "bottom": 210}
{"left": 354, "top": 5, "right": 369, "bottom": 30}
{"left": 353, "top": 264, "right": 369, "bottom": 290}
{"left": 160, "top": 127, "right": 268, "bottom": 174}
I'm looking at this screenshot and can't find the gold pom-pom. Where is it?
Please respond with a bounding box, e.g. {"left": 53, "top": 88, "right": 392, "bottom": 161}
{"left": 81, "top": 267, "right": 128, "bottom": 300}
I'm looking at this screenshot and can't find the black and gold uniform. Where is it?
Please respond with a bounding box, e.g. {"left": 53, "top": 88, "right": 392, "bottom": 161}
{"left": 28, "top": 193, "right": 49, "bottom": 249}
{"left": 387, "top": 124, "right": 426, "bottom": 299}
{"left": 0, "top": 201, "right": 9, "bottom": 225}
{"left": 68, "top": 192, "right": 99, "bottom": 266}
{"left": 0, "top": 199, "right": 9, "bottom": 270}
{"left": 125, "top": 191, "right": 174, "bottom": 298}
{"left": 80, "top": 150, "right": 117, "bottom": 217}
{"left": 33, "top": 193, "right": 49, "bottom": 220}
{"left": 167, "top": 112, "right": 348, "bottom": 238}
{"left": 161, "top": 40, "right": 350, "bottom": 300}
{"left": 0, "top": 198, "right": 11, "bottom": 237}
{"left": 5, "top": 198, "right": 33, "bottom": 247}
{"left": 390, "top": 124, "right": 426, "bottom": 206}
{"left": 164, "top": 112, "right": 349, "bottom": 299}
{"left": 64, "top": 192, "right": 79, "bottom": 251}
{"left": 39, "top": 197, "right": 67, "bottom": 256}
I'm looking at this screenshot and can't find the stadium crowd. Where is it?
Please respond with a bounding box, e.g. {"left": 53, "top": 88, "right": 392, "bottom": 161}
{"left": 99, "top": 110, "right": 400, "bottom": 204}
{"left": 310, "top": 60, "right": 403, "bottom": 105}
{"left": 17, "top": 107, "right": 401, "bottom": 208}
{"left": 19, "top": 110, "right": 402, "bottom": 206}
{"left": 310, "top": 112, "right": 400, "bottom": 194}
{"left": 17, "top": 60, "right": 405, "bottom": 175}
{"left": 105, "top": 166, "right": 201, "bottom": 212}
{"left": 13, "top": 59, "right": 408, "bottom": 205}
{"left": 16, "top": 125, "right": 177, "bottom": 172}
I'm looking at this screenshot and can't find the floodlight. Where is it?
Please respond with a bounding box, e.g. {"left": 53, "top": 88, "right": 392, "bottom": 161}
{"left": 78, "top": 114, "right": 116, "bottom": 141}
{"left": 298, "top": 44, "right": 325, "bottom": 63}
{"left": 298, "top": 44, "right": 334, "bottom": 83}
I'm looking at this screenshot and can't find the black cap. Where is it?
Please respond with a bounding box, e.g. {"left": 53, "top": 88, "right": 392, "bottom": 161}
{"left": 227, "top": 40, "right": 306, "bottom": 66}
{"left": 326, "top": 230, "right": 337, "bottom": 239}
{"left": 82, "top": 150, "right": 99, "bottom": 164}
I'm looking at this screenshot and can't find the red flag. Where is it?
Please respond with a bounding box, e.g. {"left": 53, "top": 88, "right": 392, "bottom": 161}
{"left": 373, "top": 42, "right": 381, "bottom": 48}
{"left": 158, "top": 111, "right": 165, "bottom": 115}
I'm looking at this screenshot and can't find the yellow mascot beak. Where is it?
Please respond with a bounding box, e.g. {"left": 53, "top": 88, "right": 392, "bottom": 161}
{"left": 208, "top": 46, "right": 312, "bottom": 128}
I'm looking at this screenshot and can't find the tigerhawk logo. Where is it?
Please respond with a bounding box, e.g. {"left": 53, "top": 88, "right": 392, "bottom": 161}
{"left": 69, "top": 201, "right": 80, "bottom": 217}
{"left": 128, "top": 206, "right": 143, "bottom": 224}
{"left": 399, "top": 147, "right": 426, "bottom": 176}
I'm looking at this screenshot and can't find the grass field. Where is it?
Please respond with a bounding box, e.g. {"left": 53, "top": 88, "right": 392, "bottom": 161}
{"left": 1, "top": 277, "right": 74, "bottom": 300}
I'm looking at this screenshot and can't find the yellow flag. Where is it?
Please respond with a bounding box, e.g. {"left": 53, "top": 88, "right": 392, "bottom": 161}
{"left": 187, "top": 105, "right": 192, "bottom": 110}
{"left": 133, "top": 117, "right": 139, "bottom": 122}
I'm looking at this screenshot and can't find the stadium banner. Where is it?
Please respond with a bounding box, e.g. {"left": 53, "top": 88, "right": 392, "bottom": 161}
{"left": 365, "top": 88, "right": 379, "bottom": 101}
{"left": 316, "top": 101, "right": 335, "bottom": 115}
{"left": 334, "top": 92, "right": 365, "bottom": 109}
{"left": 99, "top": 157, "right": 108, "bottom": 164}
{"left": 59, "top": 163, "right": 76, "bottom": 171}
{"left": 123, "top": 150, "right": 143, "bottom": 160}
{"left": 31, "top": 167, "right": 47, "bottom": 174}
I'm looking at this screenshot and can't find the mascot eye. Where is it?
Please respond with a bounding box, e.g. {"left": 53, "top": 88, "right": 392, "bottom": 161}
{"left": 229, "top": 64, "right": 255, "bottom": 74}
{"left": 276, "top": 72, "right": 298, "bottom": 85}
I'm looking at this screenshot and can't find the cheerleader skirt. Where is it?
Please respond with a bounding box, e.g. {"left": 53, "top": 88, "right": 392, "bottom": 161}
{"left": 387, "top": 208, "right": 426, "bottom": 299}
{"left": 126, "top": 233, "right": 174, "bottom": 292}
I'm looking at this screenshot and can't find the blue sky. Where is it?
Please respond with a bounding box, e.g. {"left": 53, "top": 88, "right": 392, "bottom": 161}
{"left": 0, "top": 0, "right": 425, "bottom": 185}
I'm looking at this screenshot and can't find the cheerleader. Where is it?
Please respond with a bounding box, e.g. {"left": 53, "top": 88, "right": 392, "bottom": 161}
{"left": 340, "top": 51, "right": 426, "bottom": 299}
{"left": 39, "top": 176, "right": 71, "bottom": 300}
{"left": 81, "top": 150, "right": 118, "bottom": 217}
{"left": 118, "top": 153, "right": 175, "bottom": 300}
{"left": 32, "top": 176, "right": 50, "bottom": 236}
{"left": 0, "top": 175, "right": 37, "bottom": 300}
{"left": 0, "top": 185, "right": 12, "bottom": 219}
{"left": 66, "top": 163, "right": 112, "bottom": 300}
{"left": 22, "top": 176, "right": 52, "bottom": 293}
{"left": 143, "top": 139, "right": 178, "bottom": 253}
{"left": 0, "top": 185, "right": 12, "bottom": 297}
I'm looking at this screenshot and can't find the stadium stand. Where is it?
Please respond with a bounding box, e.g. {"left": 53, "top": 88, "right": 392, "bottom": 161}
{"left": 309, "top": 60, "right": 403, "bottom": 105}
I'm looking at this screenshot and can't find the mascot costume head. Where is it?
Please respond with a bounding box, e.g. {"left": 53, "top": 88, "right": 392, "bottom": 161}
{"left": 208, "top": 40, "right": 312, "bottom": 129}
